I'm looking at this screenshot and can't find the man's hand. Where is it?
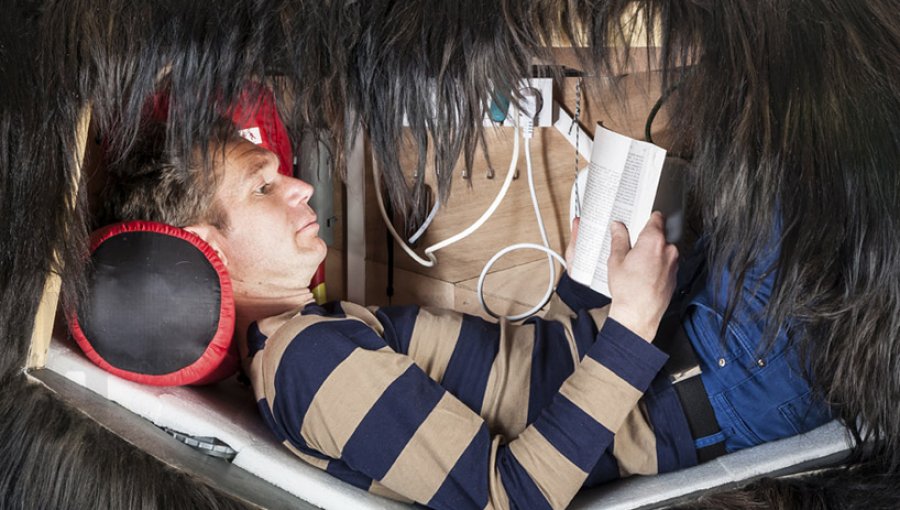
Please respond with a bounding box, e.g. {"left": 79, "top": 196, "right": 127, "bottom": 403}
{"left": 607, "top": 212, "right": 678, "bottom": 342}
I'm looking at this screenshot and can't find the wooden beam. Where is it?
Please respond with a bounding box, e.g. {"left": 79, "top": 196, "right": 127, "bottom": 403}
{"left": 345, "top": 124, "right": 367, "bottom": 304}
{"left": 26, "top": 106, "right": 92, "bottom": 369}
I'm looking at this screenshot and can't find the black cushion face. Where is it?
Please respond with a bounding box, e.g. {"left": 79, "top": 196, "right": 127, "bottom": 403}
{"left": 78, "top": 231, "right": 222, "bottom": 375}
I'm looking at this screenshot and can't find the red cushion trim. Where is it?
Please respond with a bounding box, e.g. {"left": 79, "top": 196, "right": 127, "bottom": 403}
{"left": 69, "top": 221, "right": 238, "bottom": 386}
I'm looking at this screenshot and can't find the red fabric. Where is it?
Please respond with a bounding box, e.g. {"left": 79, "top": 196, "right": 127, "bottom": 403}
{"left": 231, "top": 82, "right": 294, "bottom": 176}
{"left": 68, "top": 221, "right": 238, "bottom": 386}
{"left": 310, "top": 259, "right": 326, "bottom": 288}
{"left": 147, "top": 82, "right": 293, "bottom": 176}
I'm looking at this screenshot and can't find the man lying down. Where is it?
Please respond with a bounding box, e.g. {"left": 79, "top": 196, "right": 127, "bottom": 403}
{"left": 101, "top": 123, "right": 833, "bottom": 510}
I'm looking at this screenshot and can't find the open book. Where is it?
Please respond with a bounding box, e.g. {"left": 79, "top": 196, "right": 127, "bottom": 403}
{"left": 569, "top": 125, "right": 667, "bottom": 297}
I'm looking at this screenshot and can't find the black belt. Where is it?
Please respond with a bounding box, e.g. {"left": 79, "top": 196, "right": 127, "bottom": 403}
{"left": 650, "top": 231, "right": 727, "bottom": 463}
{"left": 655, "top": 311, "right": 727, "bottom": 463}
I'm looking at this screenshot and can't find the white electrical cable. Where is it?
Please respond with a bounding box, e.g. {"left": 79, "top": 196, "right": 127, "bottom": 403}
{"left": 407, "top": 197, "right": 440, "bottom": 244}
{"left": 477, "top": 132, "right": 566, "bottom": 321}
{"left": 477, "top": 243, "right": 567, "bottom": 318}
{"left": 374, "top": 94, "right": 565, "bottom": 322}
{"left": 423, "top": 130, "right": 520, "bottom": 255}
{"left": 373, "top": 122, "right": 521, "bottom": 268}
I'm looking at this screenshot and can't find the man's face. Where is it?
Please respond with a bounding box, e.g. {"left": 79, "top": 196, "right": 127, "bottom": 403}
{"left": 208, "top": 138, "right": 326, "bottom": 300}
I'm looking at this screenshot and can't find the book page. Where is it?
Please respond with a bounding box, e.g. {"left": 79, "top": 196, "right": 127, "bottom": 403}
{"left": 569, "top": 125, "right": 666, "bottom": 297}
{"left": 569, "top": 127, "right": 631, "bottom": 290}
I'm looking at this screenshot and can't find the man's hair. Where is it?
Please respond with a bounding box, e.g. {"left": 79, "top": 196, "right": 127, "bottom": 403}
{"left": 99, "top": 121, "right": 230, "bottom": 230}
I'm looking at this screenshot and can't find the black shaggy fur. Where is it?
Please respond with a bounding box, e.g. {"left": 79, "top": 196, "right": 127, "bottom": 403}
{"left": 280, "top": 1, "right": 545, "bottom": 221}
{"left": 0, "top": 377, "right": 248, "bottom": 509}
{"left": 601, "top": 0, "right": 900, "bottom": 467}
{"left": 0, "top": 1, "right": 86, "bottom": 381}
{"left": 2, "top": 0, "right": 900, "bottom": 508}
{"left": 678, "top": 458, "right": 900, "bottom": 510}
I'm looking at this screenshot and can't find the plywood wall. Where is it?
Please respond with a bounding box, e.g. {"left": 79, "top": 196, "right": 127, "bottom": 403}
{"left": 325, "top": 49, "right": 673, "bottom": 318}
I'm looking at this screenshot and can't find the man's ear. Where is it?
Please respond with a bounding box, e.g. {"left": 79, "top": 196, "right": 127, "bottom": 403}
{"left": 184, "top": 223, "right": 228, "bottom": 267}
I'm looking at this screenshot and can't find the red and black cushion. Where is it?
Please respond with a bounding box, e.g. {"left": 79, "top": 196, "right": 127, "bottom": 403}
{"left": 68, "top": 221, "right": 238, "bottom": 386}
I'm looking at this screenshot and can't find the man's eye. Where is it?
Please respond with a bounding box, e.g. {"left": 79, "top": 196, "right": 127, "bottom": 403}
{"left": 254, "top": 183, "right": 271, "bottom": 195}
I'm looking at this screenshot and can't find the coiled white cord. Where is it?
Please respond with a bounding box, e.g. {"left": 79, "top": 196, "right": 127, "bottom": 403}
{"left": 374, "top": 100, "right": 565, "bottom": 321}
{"left": 476, "top": 132, "right": 566, "bottom": 321}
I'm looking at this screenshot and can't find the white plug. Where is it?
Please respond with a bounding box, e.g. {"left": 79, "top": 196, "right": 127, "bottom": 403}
{"left": 517, "top": 87, "right": 543, "bottom": 139}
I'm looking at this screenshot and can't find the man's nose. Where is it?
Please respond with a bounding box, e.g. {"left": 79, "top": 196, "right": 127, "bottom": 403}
{"left": 284, "top": 175, "right": 314, "bottom": 206}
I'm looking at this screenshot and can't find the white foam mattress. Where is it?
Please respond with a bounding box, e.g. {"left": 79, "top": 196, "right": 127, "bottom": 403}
{"left": 45, "top": 337, "right": 853, "bottom": 509}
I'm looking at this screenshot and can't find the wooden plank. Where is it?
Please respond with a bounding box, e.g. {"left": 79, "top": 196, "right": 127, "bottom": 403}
{"left": 363, "top": 259, "right": 457, "bottom": 311}
{"left": 27, "top": 107, "right": 92, "bottom": 369}
{"left": 365, "top": 71, "right": 668, "bottom": 287}
{"left": 346, "top": 125, "right": 367, "bottom": 304}
{"left": 354, "top": 70, "right": 675, "bottom": 315}
{"left": 455, "top": 258, "right": 561, "bottom": 318}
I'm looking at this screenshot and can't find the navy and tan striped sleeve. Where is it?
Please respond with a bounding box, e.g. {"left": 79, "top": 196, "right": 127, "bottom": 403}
{"left": 554, "top": 271, "right": 611, "bottom": 312}
{"left": 260, "top": 312, "right": 667, "bottom": 510}
{"left": 540, "top": 272, "right": 613, "bottom": 364}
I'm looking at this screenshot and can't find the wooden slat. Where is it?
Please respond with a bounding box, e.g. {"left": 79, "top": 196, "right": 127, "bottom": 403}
{"left": 346, "top": 124, "right": 367, "bottom": 304}
{"left": 364, "top": 71, "right": 668, "bottom": 286}
{"left": 27, "top": 106, "right": 92, "bottom": 369}
{"left": 358, "top": 69, "right": 673, "bottom": 317}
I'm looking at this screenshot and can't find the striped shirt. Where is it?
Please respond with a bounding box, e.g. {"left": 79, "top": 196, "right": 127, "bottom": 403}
{"left": 243, "top": 274, "right": 695, "bottom": 509}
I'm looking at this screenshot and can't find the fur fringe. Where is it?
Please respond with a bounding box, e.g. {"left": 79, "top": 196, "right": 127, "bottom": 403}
{"left": 0, "top": 376, "right": 248, "bottom": 509}
{"left": 679, "top": 458, "right": 900, "bottom": 510}
{"left": 3, "top": 0, "right": 900, "bottom": 507}
{"left": 0, "top": 0, "right": 88, "bottom": 378}
{"left": 612, "top": 0, "right": 900, "bottom": 468}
